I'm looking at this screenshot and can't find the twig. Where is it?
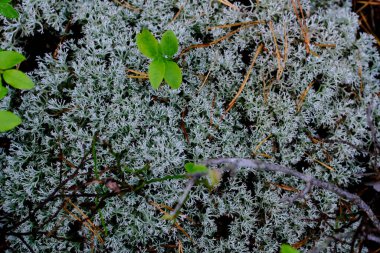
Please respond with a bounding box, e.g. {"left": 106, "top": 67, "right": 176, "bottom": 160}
{"left": 167, "top": 0, "right": 187, "bottom": 26}
{"left": 179, "top": 26, "right": 244, "bottom": 58}
{"left": 221, "top": 43, "right": 263, "bottom": 120}
{"left": 13, "top": 234, "right": 36, "bottom": 253}
{"left": 202, "top": 158, "right": 380, "bottom": 231}
{"left": 217, "top": 0, "right": 240, "bottom": 11}
{"left": 111, "top": 0, "right": 140, "bottom": 12}
{"left": 269, "top": 21, "right": 283, "bottom": 80}
{"left": 168, "top": 173, "right": 205, "bottom": 219}
{"left": 207, "top": 20, "right": 265, "bottom": 30}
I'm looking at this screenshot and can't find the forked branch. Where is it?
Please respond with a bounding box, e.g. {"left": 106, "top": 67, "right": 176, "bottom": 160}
{"left": 202, "top": 158, "right": 380, "bottom": 231}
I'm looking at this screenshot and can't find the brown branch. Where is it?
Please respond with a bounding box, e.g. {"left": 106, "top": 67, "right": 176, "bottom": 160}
{"left": 202, "top": 158, "right": 380, "bottom": 231}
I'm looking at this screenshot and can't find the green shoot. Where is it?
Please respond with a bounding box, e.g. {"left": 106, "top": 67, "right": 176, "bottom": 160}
{"left": 136, "top": 29, "right": 182, "bottom": 89}
{"left": 0, "top": 51, "right": 35, "bottom": 132}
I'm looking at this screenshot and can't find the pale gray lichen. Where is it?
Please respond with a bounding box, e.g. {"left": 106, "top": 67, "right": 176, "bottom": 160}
{"left": 0, "top": 0, "right": 379, "bottom": 252}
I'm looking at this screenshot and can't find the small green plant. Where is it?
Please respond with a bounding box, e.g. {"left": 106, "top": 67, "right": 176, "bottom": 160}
{"left": 0, "top": 50, "right": 34, "bottom": 132}
{"left": 280, "top": 244, "right": 300, "bottom": 253}
{"left": 136, "top": 29, "right": 182, "bottom": 89}
{"left": 0, "top": 0, "right": 19, "bottom": 19}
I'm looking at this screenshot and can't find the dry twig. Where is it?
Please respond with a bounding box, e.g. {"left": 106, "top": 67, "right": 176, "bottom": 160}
{"left": 221, "top": 43, "right": 263, "bottom": 120}
{"left": 202, "top": 158, "right": 380, "bottom": 231}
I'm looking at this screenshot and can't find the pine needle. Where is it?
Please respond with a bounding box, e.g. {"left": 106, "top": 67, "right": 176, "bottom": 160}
{"left": 296, "top": 80, "right": 314, "bottom": 112}
{"left": 217, "top": 0, "right": 240, "bottom": 11}
{"left": 221, "top": 43, "right": 263, "bottom": 120}
{"left": 207, "top": 20, "right": 265, "bottom": 30}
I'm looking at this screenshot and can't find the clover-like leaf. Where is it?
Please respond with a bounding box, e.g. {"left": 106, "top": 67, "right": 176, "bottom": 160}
{"left": 280, "top": 244, "right": 300, "bottom": 253}
{"left": 148, "top": 59, "right": 165, "bottom": 89}
{"left": 3, "top": 69, "right": 35, "bottom": 90}
{"left": 0, "top": 2, "right": 19, "bottom": 19}
{"left": 160, "top": 30, "right": 178, "bottom": 58}
{"left": 185, "top": 163, "right": 208, "bottom": 174}
{"left": 0, "top": 51, "right": 25, "bottom": 69}
{"left": 164, "top": 61, "right": 182, "bottom": 89}
{"left": 136, "top": 28, "right": 159, "bottom": 59}
{"left": 0, "top": 110, "right": 21, "bottom": 132}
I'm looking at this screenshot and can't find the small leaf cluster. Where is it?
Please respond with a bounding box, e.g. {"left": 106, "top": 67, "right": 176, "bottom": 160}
{"left": 136, "top": 29, "right": 182, "bottom": 89}
{"left": 0, "top": 51, "right": 35, "bottom": 132}
{"left": 185, "top": 162, "right": 221, "bottom": 188}
{"left": 0, "top": 0, "right": 19, "bottom": 19}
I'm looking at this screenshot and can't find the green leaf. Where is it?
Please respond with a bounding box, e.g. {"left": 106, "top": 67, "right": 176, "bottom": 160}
{"left": 280, "top": 244, "right": 300, "bottom": 253}
{"left": 160, "top": 30, "right": 178, "bottom": 58}
{"left": 148, "top": 59, "right": 165, "bottom": 89}
{"left": 0, "top": 110, "right": 21, "bottom": 132}
{"left": 0, "top": 51, "right": 25, "bottom": 69}
{"left": 3, "top": 69, "right": 35, "bottom": 90}
{"left": 0, "top": 3, "right": 19, "bottom": 19}
{"left": 136, "top": 29, "right": 159, "bottom": 59}
{"left": 185, "top": 163, "right": 208, "bottom": 174}
{"left": 164, "top": 61, "right": 182, "bottom": 89}
{"left": 0, "top": 85, "right": 8, "bottom": 99}
{"left": 0, "top": 0, "right": 12, "bottom": 3}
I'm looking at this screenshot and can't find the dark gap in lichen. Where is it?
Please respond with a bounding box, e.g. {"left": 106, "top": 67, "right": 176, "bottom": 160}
{"left": 294, "top": 155, "right": 312, "bottom": 172}
{"left": 213, "top": 214, "right": 235, "bottom": 239}
{"left": 245, "top": 171, "right": 258, "bottom": 197}
{"left": 312, "top": 73, "right": 324, "bottom": 92}
{"left": 230, "top": 0, "right": 251, "bottom": 6}
{"left": 0, "top": 136, "right": 11, "bottom": 155}
{"left": 18, "top": 29, "right": 61, "bottom": 72}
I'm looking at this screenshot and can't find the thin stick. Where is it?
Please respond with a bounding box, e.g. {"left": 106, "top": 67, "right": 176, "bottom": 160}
{"left": 269, "top": 21, "right": 283, "bottom": 80}
{"left": 253, "top": 133, "right": 273, "bottom": 154}
{"left": 112, "top": 0, "right": 140, "bottom": 12}
{"left": 218, "top": 0, "right": 240, "bottom": 10}
{"left": 179, "top": 26, "right": 244, "bottom": 57}
{"left": 296, "top": 80, "right": 314, "bottom": 112}
{"left": 357, "top": 0, "right": 380, "bottom": 6}
{"left": 202, "top": 158, "right": 380, "bottom": 231}
{"left": 168, "top": 0, "right": 188, "bottom": 25}
{"left": 221, "top": 43, "right": 263, "bottom": 120}
{"left": 207, "top": 20, "right": 265, "bottom": 30}
{"left": 127, "top": 69, "right": 147, "bottom": 75}
{"left": 197, "top": 69, "right": 212, "bottom": 93}
{"left": 283, "top": 22, "right": 288, "bottom": 64}
{"left": 314, "top": 43, "right": 336, "bottom": 48}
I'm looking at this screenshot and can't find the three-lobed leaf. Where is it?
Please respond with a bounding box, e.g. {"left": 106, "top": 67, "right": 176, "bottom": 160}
{"left": 136, "top": 28, "right": 159, "bottom": 59}
{"left": 0, "top": 2, "right": 19, "bottom": 19}
{"left": 0, "top": 51, "right": 25, "bottom": 69}
{"left": 280, "top": 244, "right": 300, "bottom": 253}
{"left": 164, "top": 61, "right": 182, "bottom": 89}
{"left": 148, "top": 59, "right": 165, "bottom": 90}
{"left": 0, "top": 110, "right": 21, "bottom": 132}
{"left": 160, "top": 30, "right": 178, "bottom": 58}
{"left": 3, "top": 69, "right": 35, "bottom": 90}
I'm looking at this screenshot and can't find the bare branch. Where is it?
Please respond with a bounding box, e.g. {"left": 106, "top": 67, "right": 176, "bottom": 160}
{"left": 168, "top": 173, "right": 205, "bottom": 219}
{"left": 202, "top": 158, "right": 380, "bottom": 231}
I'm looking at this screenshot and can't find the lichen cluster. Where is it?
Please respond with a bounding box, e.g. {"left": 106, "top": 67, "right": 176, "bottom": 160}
{"left": 0, "top": 0, "right": 379, "bottom": 252}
